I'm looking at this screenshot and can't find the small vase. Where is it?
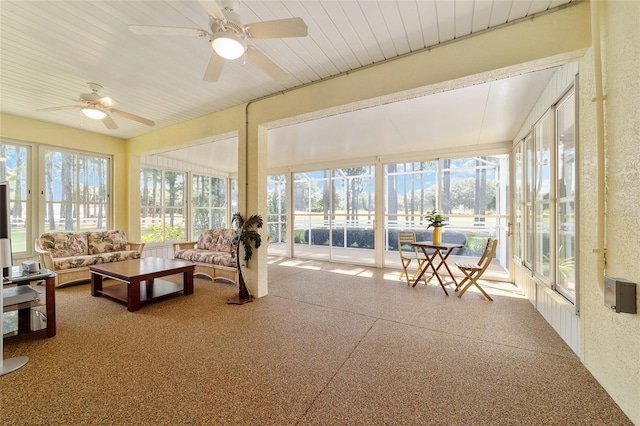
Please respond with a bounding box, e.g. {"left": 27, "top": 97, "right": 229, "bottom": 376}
{"left": 432, "top": 226, "right": 442, "bottom": 245}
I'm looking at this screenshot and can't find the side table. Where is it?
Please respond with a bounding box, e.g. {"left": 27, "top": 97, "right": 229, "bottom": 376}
{"left": 2, "top": 267, "right": 56, "bottom": 338}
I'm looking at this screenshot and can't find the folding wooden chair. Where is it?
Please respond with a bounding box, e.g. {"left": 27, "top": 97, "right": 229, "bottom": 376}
{"left": 397, "top": 232, "right": 428, "bottom": 285}
{"left": 455, "top": 238, "right": 498, "bottom": 300}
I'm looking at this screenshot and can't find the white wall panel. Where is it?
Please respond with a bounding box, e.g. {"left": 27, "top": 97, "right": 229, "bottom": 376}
{"left": 514, "top": 61, "right": 579, "bottom": 142}
{"left": 515, "top": 265, "right": 537, "bottom": 307}
{"left": 514, "top": 263, "right": 580, "bottom": 356}
{"left": 141, "top": 154, "right": 226, "bottom": 177}
{"left": 141, "top": 244, "right": 174, "bottom": 260}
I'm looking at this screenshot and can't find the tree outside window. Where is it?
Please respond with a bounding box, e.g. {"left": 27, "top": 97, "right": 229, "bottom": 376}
{"left": 44, "top": 149, "right": 109, "bottom": 233}
{"left": 0, "top": 142, "right": 29, "bottom": 253}
{"left": 140, "top": 167, "right": 185, "bottom": 242}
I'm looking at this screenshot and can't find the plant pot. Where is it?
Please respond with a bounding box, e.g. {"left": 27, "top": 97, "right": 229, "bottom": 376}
{"left": 432, "top": 226, "right": 442, "bottom": 245}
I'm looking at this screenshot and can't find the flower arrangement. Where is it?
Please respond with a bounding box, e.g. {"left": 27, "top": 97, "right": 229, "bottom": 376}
{"left": 424, "top": 209, "right": 445, "bottom": 228}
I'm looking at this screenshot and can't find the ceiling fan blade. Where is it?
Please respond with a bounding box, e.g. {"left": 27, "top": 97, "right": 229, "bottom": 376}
{"left": 37, "top": 105, "right": 81, "bottom": 112}
{"left": 198, "top": 0, "right": 227, "bottom": 22}
{"left": 203, "top": 51, "right": 225, "bottom": 82}
{"left": 101, "top": 114, "right": 119, "bottom": 130}
{"left": 246, "top": 17, "right": 308, "bottom": 39}
{"left": 109, "top": 109, "right": 155, "bottom": 127}
{"left": 129, "top": 25, "right": 209, "bottom": 38}
{"left": 246, "top": 47, "right": 291, "bottom": 85}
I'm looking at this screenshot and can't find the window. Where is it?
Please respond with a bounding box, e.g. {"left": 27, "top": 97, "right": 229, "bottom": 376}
{"left": 0, "top": 142, "right": 30, "bottom": 253}
{"left": 524, "top": 134, "right": 534, "bottom": 269}
{"left": 534, "top": 114, "right": 552, "bottom": 280}
{"left": 267, "top": 174, "right": 287, "bottom": 244}
{"left": 515, "top": 86, "right": 577, "bottom": 303}
{"left": 293, "top": 170, "right": 331, "bottom": 254}
{"left": 192, "top": 174, "right": 227, "bottom": 236}
{"left": 44, "top": 149, "right": 109, "bottom": 233}
{"left": 441, "top": 157, "right": 503, "bottom": 221}
{"left": 385, "top": 161, "right": 437, "bottom": 230}
{"left": 555, "top": 90, "right": 576, "bottom": 300}
{"left": 513, "top": 143, "right": 523, "bottom": 263}
{"left": 140, "top": 167, "right": 185, "bottom": 242}
{"left": 230, "top": 177, "right": 238, "bottom": 215}
{"left": 0, "top": 142, "right": 113, "bottom": 259}
{"left": 278, "top": 155, "right": 510, "bottom": 274}
{"left": 384, "top": 156, "right": 509, "bottom": 273}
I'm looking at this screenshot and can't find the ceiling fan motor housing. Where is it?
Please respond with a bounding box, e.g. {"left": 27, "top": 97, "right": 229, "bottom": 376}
{"left": 80, "top": 92, "right": 100, "bottom": 102}
{"left": 212, "top": 10, "right": 244, "bottom": 36}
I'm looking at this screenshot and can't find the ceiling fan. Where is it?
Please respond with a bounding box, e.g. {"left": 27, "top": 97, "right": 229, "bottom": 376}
{"left": 128, "top": 0, "right": 308, "bottom": 84}
{"left": 37, "top": 83, "right": 155, "bottom": 130}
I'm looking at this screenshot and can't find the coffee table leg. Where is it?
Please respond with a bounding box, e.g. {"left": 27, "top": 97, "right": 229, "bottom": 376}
{"left": 184, "top": 270, "right": 194, "bottom": 295}
{"left": 91, "top": 273, "right": 103, "bottom": 296}
{"left": 128, "top": 280, "right": 141, "bottom": 312}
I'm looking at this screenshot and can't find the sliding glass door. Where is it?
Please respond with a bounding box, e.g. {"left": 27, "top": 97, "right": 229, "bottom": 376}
{"left": 292, "top": 167, "right": 375, "bottom": 264}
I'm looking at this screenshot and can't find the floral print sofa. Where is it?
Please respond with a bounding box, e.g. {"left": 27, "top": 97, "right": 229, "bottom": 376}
{"left": 173, "top": 228, "right": 238, "bottom": 284}
{"left": 35, "top": 230, "right": 145, "bottom": 287}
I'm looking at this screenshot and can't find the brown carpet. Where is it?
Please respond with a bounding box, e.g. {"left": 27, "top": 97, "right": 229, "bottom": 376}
{"left": 1, "top": 257, "right": 632, "bottom": 425}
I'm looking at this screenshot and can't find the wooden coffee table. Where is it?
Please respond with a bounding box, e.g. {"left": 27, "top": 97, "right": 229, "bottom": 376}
{"left": 89, "top": 257, "right": 195, "bottom": 312}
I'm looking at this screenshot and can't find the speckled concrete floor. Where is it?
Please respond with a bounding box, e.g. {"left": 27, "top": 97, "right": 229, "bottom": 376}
{"left": 1, "top": 257, "right": 632, "bottom": 425}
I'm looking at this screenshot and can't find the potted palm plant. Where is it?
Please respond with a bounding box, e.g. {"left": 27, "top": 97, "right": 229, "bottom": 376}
{"left": 228, "top": 212, "right": 263, "bottom": 305}
{"left": 425, "top": 209, "right": 445, "bottom": 245}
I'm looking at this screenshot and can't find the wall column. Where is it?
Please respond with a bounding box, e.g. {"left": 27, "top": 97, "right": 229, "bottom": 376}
{"left": 240, "top": 107, "right": 268, "bottom": 298}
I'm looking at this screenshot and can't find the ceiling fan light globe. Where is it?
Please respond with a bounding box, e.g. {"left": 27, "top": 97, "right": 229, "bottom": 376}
{"left": 81, "top": 108, "right": 107, "bottom": 120}
{"left": 210, "top": 33, "right": 245, "bottom": 60}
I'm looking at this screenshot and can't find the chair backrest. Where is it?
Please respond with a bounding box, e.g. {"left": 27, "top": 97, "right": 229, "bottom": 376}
{"left": 475, "top": 238, "right": 498, "bottom": 273}
{"left": 397, "top": 232, "right": 419, "bottom": 258}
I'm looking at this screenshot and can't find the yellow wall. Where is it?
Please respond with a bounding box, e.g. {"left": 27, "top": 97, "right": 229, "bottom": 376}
{"left": 579, "top": 1, "right": 640, "bottom": 423}
{"left": 125, "top": 104, "right": 245, "bottom": 157}
{"left": 0, "top": 113, "right": 129, "bottom": 232}
{"left": 125, "top": 104, "right": 246, "bottom": 241}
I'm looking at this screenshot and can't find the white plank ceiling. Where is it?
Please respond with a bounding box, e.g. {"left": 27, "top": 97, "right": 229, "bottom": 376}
{"left": 0, "top": 0, "right": 576, "bottom": 169}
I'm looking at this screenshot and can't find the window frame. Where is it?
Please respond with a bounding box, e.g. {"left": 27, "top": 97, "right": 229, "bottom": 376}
{"left": 140, "top": 166, "right": 186, "bottom": 244}
{"left": 515, "top": 84, "right": 577, "bottom": 304}
{"left": 41, "top": 147, "right": 111, "bottom": 234}
{"left": 532, "top": 112, "right": 553, "bottom": 282}
{"left": 191, "top": 173, "right": 228, "bottom": 237}
{"left": 0, "top": 140, "right": 32, "bottom": 256}
{"left": 554, "top": 88, "right": 578, "bottom": 302}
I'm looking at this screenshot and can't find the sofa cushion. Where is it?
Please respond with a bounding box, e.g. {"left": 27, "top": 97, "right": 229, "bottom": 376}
{"left": 190, "top": 250, "right": 237, "bottom": 268}
{"left": 210, "top": 253, "right": 237, "bottom": 268}
{"left": 38, "top": 232, "right": 88, "bottom": 257}
{"left": 87, "top": 230, "right": 128, "bottom": 254}
{"left": 197, "top": 229, "right": 222, "bottom": 250}
{"left": 52, "top": 250, "right": 141, "bottom": 270}
{"left": 174, "top": 248, "right": 199, "bottom": 262}
{"left": 216, "top": 228, "right": 237, "bottom": 253}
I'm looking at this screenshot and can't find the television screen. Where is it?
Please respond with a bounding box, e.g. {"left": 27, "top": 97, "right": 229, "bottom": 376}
{"left": 0, "top": 182, "right": 12, "bottom": 278}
